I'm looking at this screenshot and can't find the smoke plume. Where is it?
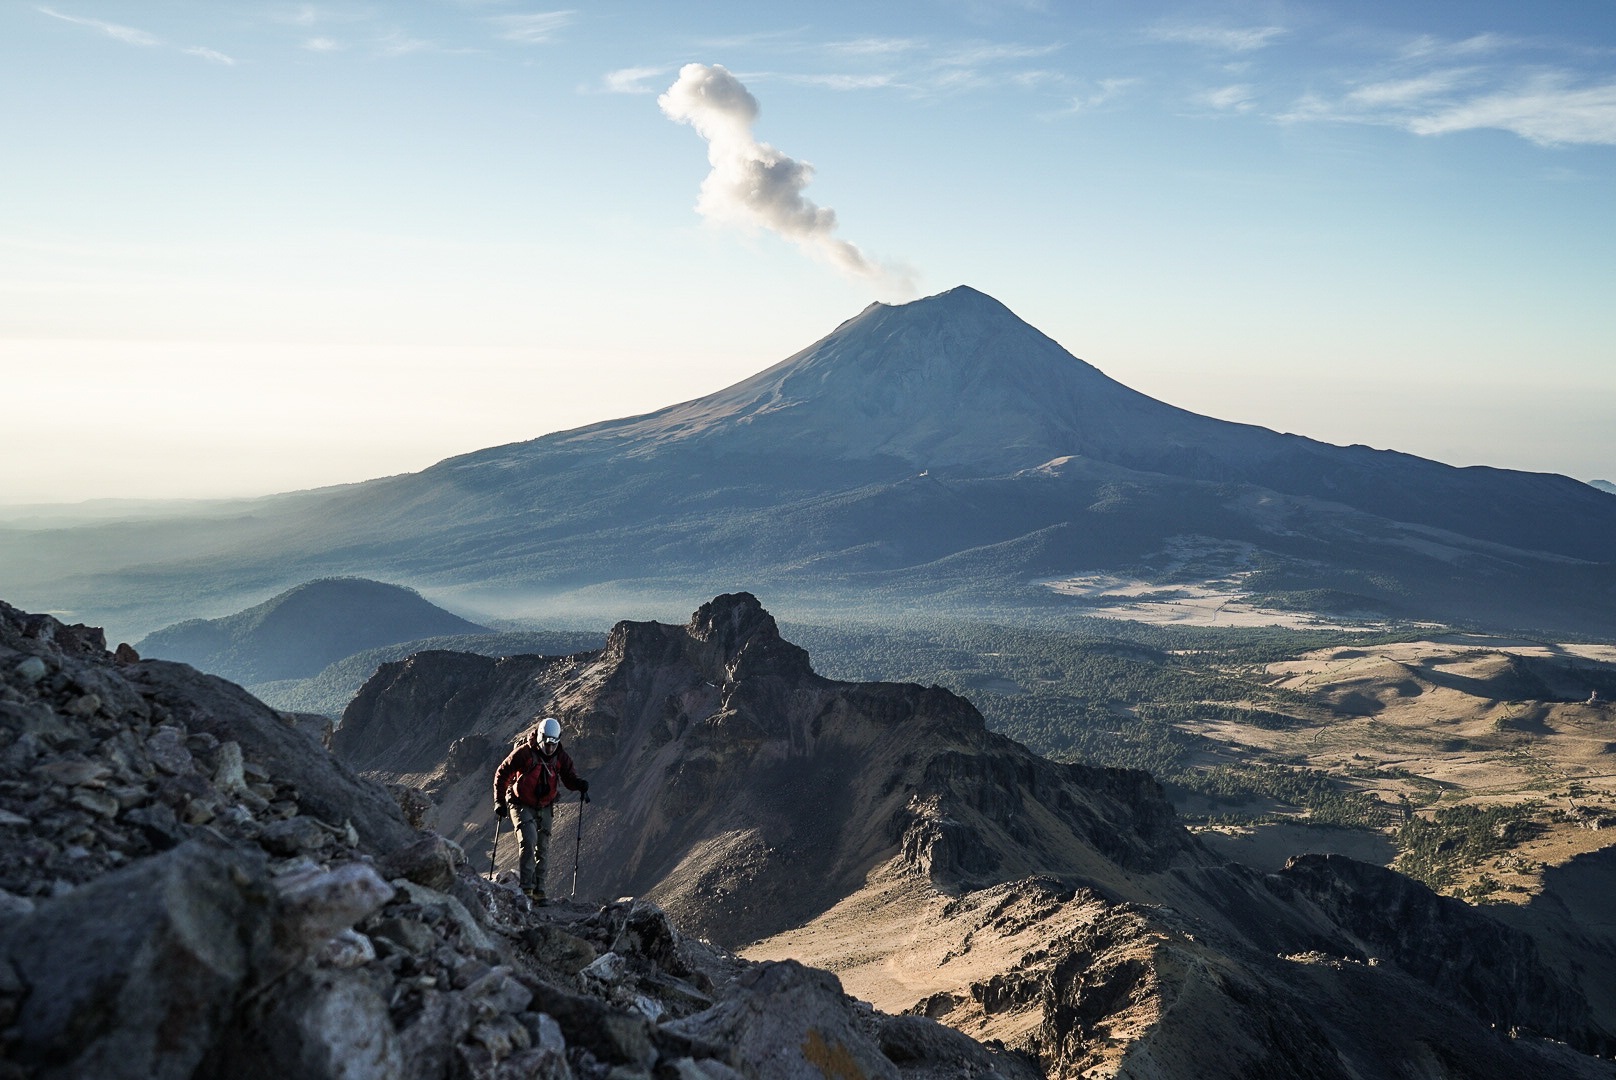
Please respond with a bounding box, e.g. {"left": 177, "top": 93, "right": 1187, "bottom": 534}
{"left": 659, "top": 63, "right": 911, "bottom": 293}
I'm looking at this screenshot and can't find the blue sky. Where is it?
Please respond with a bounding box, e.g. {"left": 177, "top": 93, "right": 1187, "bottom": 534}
{"left": 4, "top": 1, "right": 1614, "bottom": 503}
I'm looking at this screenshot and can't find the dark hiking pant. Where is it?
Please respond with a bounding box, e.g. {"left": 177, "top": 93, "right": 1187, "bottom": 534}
{"left": 510, "top": 802, "right": 553, "bottom": 892}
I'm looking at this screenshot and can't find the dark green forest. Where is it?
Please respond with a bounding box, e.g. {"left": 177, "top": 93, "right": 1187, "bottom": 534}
{"left": 784, "top": 613, "right": 1422, "bottom": 816}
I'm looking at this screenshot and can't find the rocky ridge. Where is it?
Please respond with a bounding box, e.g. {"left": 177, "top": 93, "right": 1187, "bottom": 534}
{"left": 338, "top": 594, "right": 1195, "bottom": 949}
{"left": 0, "top": 597, "right": 1037, "bottom": 1080}
{"left": 337, "top": 592, "right": 1616, "bottom": 1079}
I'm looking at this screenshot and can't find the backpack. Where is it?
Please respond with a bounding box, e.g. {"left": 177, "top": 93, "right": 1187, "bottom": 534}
{"left": 511, "top": 745, "right": 561, "bottom": 808}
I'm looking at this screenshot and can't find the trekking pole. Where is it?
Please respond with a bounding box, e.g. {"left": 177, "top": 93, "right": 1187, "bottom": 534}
{"left": 571, "top": 792, "right": 585, "bottom": 898}
{"left": 488, "top": 813, "right": 502, "bottom": 881}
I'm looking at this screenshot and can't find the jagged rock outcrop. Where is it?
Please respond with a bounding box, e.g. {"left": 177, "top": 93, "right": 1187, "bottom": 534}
{"left": 337, "top": 651, "right": 556, "bottom": 772}
{"left": 336, "top": 592, "right": 1616, "bottom": 1079}
{"left": 0, "top": 598, "right": 1042, "bottom": 1079}
{"left": 339, "top": 592, "right": 1196, "bottom": 947}
{"left": 1271, "top": 853, "right": 1601, "bottom": 1051}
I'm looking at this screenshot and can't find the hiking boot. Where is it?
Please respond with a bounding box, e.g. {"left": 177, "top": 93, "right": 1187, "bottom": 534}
{"left": 525, "top": 888, "right": 548, "bottom": 906}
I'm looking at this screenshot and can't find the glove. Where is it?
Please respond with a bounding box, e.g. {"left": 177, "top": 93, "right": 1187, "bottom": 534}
{"left": 576, "top": 778, "right": 590, "bottom": 794}
{"left": 495, "top": 799, "right": 508, "bottom": 817}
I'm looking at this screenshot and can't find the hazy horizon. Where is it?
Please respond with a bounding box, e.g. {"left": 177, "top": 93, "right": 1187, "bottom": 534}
{"left": 6, "top": 2, "right": 1614, "bottom": 503}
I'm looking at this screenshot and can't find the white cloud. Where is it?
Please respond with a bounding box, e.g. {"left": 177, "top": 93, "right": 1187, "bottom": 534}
{"left": 41, "top": 7, "right": 238, "bottom": 67}
{"left": 873, "top": 40, "right": 1067, "bottom": 97}
{"left": 1009, "top": 70, "right": 1066, "bottom": 90}
{"left": 1149, "top": 23, "right": 1287, "bottom": 53}
{"left": 826, "top": 37, "right": 922, "bottom": 58}
{"left": 303, "top": 36, "right": 343, "bottom": 52}
{"left": 38, "top": 6, "right": 161, "bottom": 47}
{"left": 377, "top": 30, "right": 434, "bottom": 56}
{"left": 1283, "top": 59, "right": 1616, "bottom": 149}
{"left": 1274, "top": 92, "right": 1332, "bottom": 124}
{"left": 1060, "top": 77, "right": 1137, "bottom": 113}
{"left": 277, "top": 4, "right": 373, "bottom": 28}
{"left": 490, "top": 11, "right": 573, "bottom": 45}
{"left": 602, "top": 66, "right": 665, "bottom": 94}
{"left": 1408, "top": 76, "right": 1616, "bottom": 146}
{"left": 938, "top": 41, "right": 1063, "bottom": 67}
{"left": 658, "top": 62, "right": 912, "bottom": 294}
{"left": 1203, "top": 84, "right": 1256, "bottom": 111}
{"left": 727, "top": 32, "right": 1077, "bottom": 100}
{"left": 183, "top": 46, "right": 237, "bottom": 66}
{"left": 793, "top": 73, "right": 899, "bottom": 91}
{"left": 1347, "top": 70, "right": 1472, "bottom": 107}
{"left": 1399, "top": 33, "right": 1512, "bottom": 61}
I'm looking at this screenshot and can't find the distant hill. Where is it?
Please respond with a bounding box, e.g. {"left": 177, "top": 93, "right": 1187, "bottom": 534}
{"left": 1591, "top": 479, "right": 1616, "bottom": 495}
{"left": 136, "top": 578, "right": 489, "bottom": 684}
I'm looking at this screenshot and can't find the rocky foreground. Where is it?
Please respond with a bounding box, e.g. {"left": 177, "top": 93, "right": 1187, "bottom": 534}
{"left": 337, "top": 593, "right": 1616, "bottom": 1079}
{"left": 0, "top": 598, "right": 1037, "bottom": 1080}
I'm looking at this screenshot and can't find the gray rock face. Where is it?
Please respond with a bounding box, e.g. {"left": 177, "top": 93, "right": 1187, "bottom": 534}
{"left": 877, "top": 1014, "right": 1042, "bottom": 1080}
{"left": 1273, "top": 853, "right": 1600, "bottom": 1052}
{"left": 669, "top": 961, "right": 900, "bottom": 1080}
{"left": 335, "top": 650, "right": 556, "bottom": 773}
{"left": 446, "top": 732, "right": 492, "bottom": 782}
{"left": 0, "top": 599, "right": 1041, "bottom": 1080}
{"left": 0, "top": 841, "right": 271, "bottom": 1080}
{"left": 665, "top": 960, "right": 1041, "bottom": 1080}
{"left": 232, "top": 968, "right": 405, "bottom": 1080}
{"left": 125, "top": 658, "right": 417, "bottom": 855}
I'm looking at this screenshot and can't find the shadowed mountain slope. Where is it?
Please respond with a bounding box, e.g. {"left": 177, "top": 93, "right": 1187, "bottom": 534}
{"left": 135, "top": 577, "right": 489, "bottom": 684}
{"left": 6, "top": 287, "right": 1616, "bottom": 638}
{"left": 367, "top": 287, "right": 1616, "bottom": 573}
{"left": 523, "top": 287, "right": 1616, "bottom": 561}
{"left": 335, "top": 593, "right": 1616, "bottom": 1078}
{"left": 336, "top": 593, "right": 1193, "bottom": 946}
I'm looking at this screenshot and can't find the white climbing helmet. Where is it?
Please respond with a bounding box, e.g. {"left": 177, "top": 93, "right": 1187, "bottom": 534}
{"left": 536, "top": 716, "right": 561, "bottom": 752}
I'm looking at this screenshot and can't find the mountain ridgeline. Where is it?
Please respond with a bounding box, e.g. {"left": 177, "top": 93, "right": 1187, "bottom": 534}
{"left": 3, "top": 286, "right": 1616, "bottom": 638}
{"left": 334, "top": 593, "right": 1616, "bottom": 1078}
{"left": 336, "top": 593, "right": 1194, "bottom": 948}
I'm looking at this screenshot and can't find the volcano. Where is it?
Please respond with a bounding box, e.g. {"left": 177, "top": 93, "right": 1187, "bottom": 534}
{"left": 5, "top": 286, "right": 1616, "bottom": 637}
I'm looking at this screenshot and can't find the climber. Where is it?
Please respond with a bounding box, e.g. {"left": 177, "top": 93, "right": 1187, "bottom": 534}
{"left": 493, "top": 716, "right": 589, "bottom": 905}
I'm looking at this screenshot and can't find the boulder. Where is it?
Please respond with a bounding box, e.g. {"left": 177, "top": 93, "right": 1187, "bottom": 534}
{"left": 0, "top": 841, "right": 272, "bottom": 1080}
{"left": 378, "top": 832, "right": 460, "bottom": 892}
{"left": 666, "top": 960, "right": 898, "bottom": 1080}
{"left": 221, "top": 968, "right": 403, "bottom": 1080}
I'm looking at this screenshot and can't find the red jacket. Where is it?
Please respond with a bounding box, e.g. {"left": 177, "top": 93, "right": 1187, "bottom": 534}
{"left": 494, "top": 741, "right": 583, "bottom": 810}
